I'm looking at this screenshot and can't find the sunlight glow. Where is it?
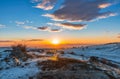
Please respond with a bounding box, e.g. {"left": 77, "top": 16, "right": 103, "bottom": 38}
{"left": 52, "top": 39, "right": 60, "bottom": 45}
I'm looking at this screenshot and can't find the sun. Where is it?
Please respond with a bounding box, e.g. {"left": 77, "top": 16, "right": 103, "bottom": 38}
{"left": 52, "top": 39, "right": 60, "bottom": 45}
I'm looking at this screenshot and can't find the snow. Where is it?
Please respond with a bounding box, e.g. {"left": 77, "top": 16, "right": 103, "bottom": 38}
{"left": 0, "top": 67, "right": 39, "bottom": 79}
{"left": 64, "top": 43, "right": 120, "bottom": 63}
{"left": 0, "top": 49, "right": 47, "bottom": 79}
{"left": 0, "top": 57, "right": 47, "bottom": 79}
{"left": 0, "top": 47, "right": 11, "bottom": 52}
{"left": 61, "top": 53, "right": 88, "bottom": 61}
{"left": 0, "top": 43, "right": 120, "bottom": 79}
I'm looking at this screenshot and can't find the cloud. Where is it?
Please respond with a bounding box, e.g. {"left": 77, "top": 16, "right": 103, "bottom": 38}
{"left": 53, "top": 23, "right": 86, "bottom": 30}
{"left": 98, "top": 3, "right": 111, "bottom": 8}
{"left": 15, "top": 21, "right": 25, "bottom": 25}
{"left": 27, "top": 39, "right": 44, "bottom": 41}
{"left": 37, "top": 26, "right": 49, "bottom": 31}
{"left": 43, "top": 0, "right": 116, "bottom": 22}
{"left": 23, "top": 26, "right": 37, "bottom": 29}
{"left": 31, "top": 0, "right": 40, "bottom": 3}
{"left": 23, "top": 25, "right": 62, "bottom": 32}
{"left": 34, "top": 0, "right": 57, "bottom": 10}
{"left": 49, "top": 28, "right": 62, "bottom": 32}
{"left": 117, "top": 33, "right": 120, "bottom": 38}
{"left": 15, "top": 20, "right": 33, "bottom": 26}
{"left": 0, "top": 40, "right": 14, "bottom": 42}
{"left": 0, "top": 24, "right": 6, "bottom": 28}
{"left": 26, "top": 20, "right": 33, "bottom": 23}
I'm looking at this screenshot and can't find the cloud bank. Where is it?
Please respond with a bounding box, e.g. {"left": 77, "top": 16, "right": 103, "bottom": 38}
{"left": 32, "top": 0, "right": 118, "bottom": 31}
{"left": 44, "top": 0, "right": 115, "bottom": 22}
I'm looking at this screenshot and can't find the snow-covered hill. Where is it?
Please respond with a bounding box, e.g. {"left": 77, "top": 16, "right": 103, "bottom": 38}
{"left": 0, "top": 42, "right": 120, "bottom": 79}
{"left": 64, "top": 43, "right": 120, "bottom": 63}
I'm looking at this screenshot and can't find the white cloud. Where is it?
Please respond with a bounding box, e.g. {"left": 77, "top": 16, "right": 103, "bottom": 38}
{"left": 15, "top": 21, "right": 25, "bottom": 25}
{"left": 34, "top": 0, "right": 57, "bottom": 10}
{"left": 23, "top": 26, "right": 37, "bottom": 30}
{"left": 98, "top": 3, "right": 111, "bottom": 8}
{"left": 15, "top": 20, "right": 33, "bottom": 26}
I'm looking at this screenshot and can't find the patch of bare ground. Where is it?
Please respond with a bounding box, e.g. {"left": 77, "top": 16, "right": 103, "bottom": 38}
{"left": 35, "top": 57, "right": 112, "bottom": 79}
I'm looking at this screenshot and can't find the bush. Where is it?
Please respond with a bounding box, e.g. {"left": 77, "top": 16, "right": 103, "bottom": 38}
{"left": 11, "top": 44, "right": 32, "bottom": 61}
{"left": 11, "top": 44, "right": 27, "bottom": 53}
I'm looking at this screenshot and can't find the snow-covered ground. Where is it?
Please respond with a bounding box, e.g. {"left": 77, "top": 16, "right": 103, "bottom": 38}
{"left": 0, "top": 42, "right": 120, "bottom": 79}
{"left": 64, "top": 43, "right": 120, "bottom": 63}
{"left": 0, "top": 48, "right": 48, "bottom": 79}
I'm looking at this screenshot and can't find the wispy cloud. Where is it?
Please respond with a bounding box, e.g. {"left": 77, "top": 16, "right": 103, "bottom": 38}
{"left": 98, "top": 3, "right": 111, "bottom": 8}
{"left": 37, "top": 26, "right": 49, "bottom": 31}
{"left": 48, "top": 22, "right": 86, "bottom": 30}
{"left": 37, "top": 26, "right": 62, "bottom": 32}
{"left": 117, "top": 33, "right": 120, "bottom": 38}
{"left": 15, "top": 20, "right": 33, "bottom": 26}
{"left": 0, "top": 24, "right": 6, "bottom": 28}
{"left": 49, "top": 28, "right": 62, "bottom": 32}
{"left": 23, "top": 25, "right": 61, "bottom": 32}
{"left": 34, "top": 0, "right": 57, "bottom": 10}
{"left": 27, "top": 39, "right": 44, "bottom": 41}
{"left": 23, "top": 26, "right": 37, "bottom": 29}
{"left": 26, "top": 20, "right": 33, "bottom": 23}
{"left": 0, "top": 40, "right": 14, "bottom": 42}
{"left": 31, "top": 0, "right": 40, "bottom": 3}
{"left": 15, "top": 21, "right": 25, "bottom": 25}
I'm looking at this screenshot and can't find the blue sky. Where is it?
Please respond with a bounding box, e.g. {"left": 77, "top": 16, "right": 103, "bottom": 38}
{"left": 0, "top": 0, "right": 120, "bottom": 46}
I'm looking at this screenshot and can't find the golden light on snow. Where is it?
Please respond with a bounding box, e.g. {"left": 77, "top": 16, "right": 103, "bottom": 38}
{"left": 49, "top": 53, "right": 59, "bottom": 61}
{"left": 49, "top": 55, "right": 58, "bottom": 61}
{"left": 52, "top": 39, "right": 60, "bottom": 45}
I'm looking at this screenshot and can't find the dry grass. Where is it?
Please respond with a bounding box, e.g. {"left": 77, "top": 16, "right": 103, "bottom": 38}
{"left": 37, "top": 57, "right": 87, "bottom": 71}
{"left": 11, "top": 44, "right": 33, "bottom": 61}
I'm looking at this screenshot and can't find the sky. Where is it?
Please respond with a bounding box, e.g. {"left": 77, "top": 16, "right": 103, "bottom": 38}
{"left": 0, "top": 0, "right": 120, "bottom": 47}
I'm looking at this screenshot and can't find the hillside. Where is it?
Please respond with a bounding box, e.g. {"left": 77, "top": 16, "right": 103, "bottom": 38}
{"left": 0, "top": 43, "right": 120, "bottom": 79}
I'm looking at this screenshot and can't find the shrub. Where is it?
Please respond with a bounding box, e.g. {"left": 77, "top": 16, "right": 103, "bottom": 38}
{"left": 11, "top": 44, "right": 27, "bottom": 53}
{"left": 11, "top": 44, "right": 32, "bottom": 61}
{"left": 46, "top": 51, "right": 54, "bottom": 55}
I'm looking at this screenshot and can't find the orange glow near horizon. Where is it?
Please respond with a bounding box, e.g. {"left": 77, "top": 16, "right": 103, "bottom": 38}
{"left": 0, "top": 37, "right": 120, "bottom": 48}
{"left": 52, "top": 39, "right": 60, "bottom": 45}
